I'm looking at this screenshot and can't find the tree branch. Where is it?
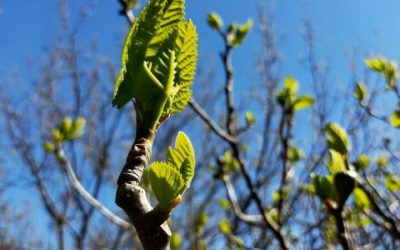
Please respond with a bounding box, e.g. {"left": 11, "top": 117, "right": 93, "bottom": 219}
{"left": 55, "top": 147, "right": 133, "bottom": 231}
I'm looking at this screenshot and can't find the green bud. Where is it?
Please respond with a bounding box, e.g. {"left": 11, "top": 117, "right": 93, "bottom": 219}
{"left": 43, "top": 141, "right": 55, "bottom": 153}
{"left": 207, "top": 12, "right": 223, "bottom": 31}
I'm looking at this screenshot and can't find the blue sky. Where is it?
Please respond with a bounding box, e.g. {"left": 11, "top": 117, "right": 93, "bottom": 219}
{"left": 2, "top": 0, "right": 400, "bottom": 86}
{"left": 2, "top": 0, "right": 400, "bottom": 247}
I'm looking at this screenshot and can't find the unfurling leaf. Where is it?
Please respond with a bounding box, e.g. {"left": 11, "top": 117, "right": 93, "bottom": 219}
{"left": 365, "top": 57, "right": 398, "bottom": 88}
{"left": 231, "top": 19, "right": 253, "bottom": 47}
{"left": 390, "top": 109, "right": 400, "bottom": 128}
{"left": 166, "top": 131, "right": 196, "bottom": 190}
{"left": 354, "top": 83, "right": 367, "bottom": 102}
{"left": 355, "top": 154, "right": 369, "bottom": 170}
{"left": 311, "top": 173, "right": 337, "bottom": 202}
{"left": 334, "top": 172, "right": 355, "bottom": 206}
{"left": 327, "top": 150, "right": 346, "bottom": 174}
{"left": 293, "top": 95, "right": 315, "bottom": 111}
{"left": 353, "top": 188, "right": 371, "bottom": 211}
{"left": 277, "top": 76, "right": 299, "bottom": 106}
{"left": 245, "top": 111, "right": 255, "bottom": 126}
{"left": 43, "top": 141, "right": 55, "bottom": 153}
{"left": 148, "top": 162, "right": 184, "bottom": 209}
{"left": 288, "top": 146, "right": 302, "bottom": 163}
{"left": 195, "top": 212, "right": 209, "bottom": 230}
{"left": 170, "top": 233, "right": 182, "bottom": 250}
{"left": 376, "top": 155, "right": 389, "bottom": 168}
{"left": 113, "top": 0, "right": 198, "bottom": 132}
{"left": 207, "top": 12, "right": 223, "bottom": 30}
{"left": 385, "top": 174, "right": 400, "bottom": 192}
{"left": 219, "top": 219, "right": 231, "bottom": 234}
{"left": 325, "top": 123, "right": 350, "bottom": 155}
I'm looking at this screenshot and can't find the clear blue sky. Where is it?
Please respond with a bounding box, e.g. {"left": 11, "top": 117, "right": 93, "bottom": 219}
{"left": 2, "top": 0, "right": 400, "bottom": 247}
{"left": 3, "top": 0, "right": 400, "bottom": 82}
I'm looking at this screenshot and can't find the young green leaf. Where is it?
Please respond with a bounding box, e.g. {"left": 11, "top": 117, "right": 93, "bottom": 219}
{"left": 311, "top": 173, "right": 337, "bottom": 202}
{"left": 231, "top": 19, "right": 253, "bottom": 47}
{"left": 334, "top": 172, "right": 355, "bottom": 206}
{"left": 166, "top": 131, "right": 196, "bottom": 189}
{"left": 245, "top": 111, "right": 255, "bottom": 126}
{"left": 325, "top": 123, "right": 350, "bottom": 155}
{"left": 113, "top": 0, "right": 198, "bottom": 132}
{"left": 385, "top": 174, "right": 400, "bottom": 192}
{"left": 293, "top": 95, "right": 315, "bottom": 111}
{"left": 365, "top": 57, "right": 398, "bottom": 88}
{"left": 207, "top": 12, "right": 223, "bottom": 30}
{"left": 353, "top": 188, "right": 371, "bottom": 211}
{"left": 327, "top": 150, "right": 346, "bottom": 174}
{"left": 149, "top": 161, "right": 184, "bottom": 208}
{"left": 390, "top": 109, "right": 400, "bottom": 128}
{"left": 288, "top": 146, "right": 302, "bottom": 163}
{"left": 354, "top": 83, "right": 367, "bottom": 102}
{"left": 355, "top": 154, "right": 369, "bottom": 170}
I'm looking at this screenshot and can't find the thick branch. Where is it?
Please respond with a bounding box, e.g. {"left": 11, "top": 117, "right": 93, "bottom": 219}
{"left": 115, "top": 132, "right": 172, "bottom": 250}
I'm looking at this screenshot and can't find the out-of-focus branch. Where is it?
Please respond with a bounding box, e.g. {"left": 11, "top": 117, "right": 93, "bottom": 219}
{"left": 217, "top": 26, "right": 289, "bottom": 250}
{"left": 55, "top": 147, "right": 133, "bottom": 231}
{"left": 189, "top": 99, "right": 236, "bottom": 143}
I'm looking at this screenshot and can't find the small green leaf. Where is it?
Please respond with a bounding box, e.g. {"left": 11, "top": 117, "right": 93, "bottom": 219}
{"left": 245, "top": 111, "right": 255, "bottom": 126}
{"left": 334, "top": 172, "right": 355, "bottom": 206}
{"left": 231, "top": 19, "right": 253, "bottom": 47}
{"left": 65, "top": 117, "right": 86, "bottom": 140}
{"left": 288, "top": 146, "right": 302, "bottom": 163}
{"left": 166, "top": 131, "right": 195, "bottom": 189}
{"left": 353, "top": 187, "right": 371, "bottom": 211}
{"left": 195, "top": 212, "right": 208, "bottom": 229}
{"left": 327, "top": 150, "right": 346, "bottom": 175}
{"left": 207, "top": 12, "right": 223, "bottom": 30}
{"left": 219, "top": 219, "right": 231, "bottom": 234}
{"left": 311, "top": 173, "right": 337, "bottom": 202}
{"left": 219, "top": 198, "right": 230, "bottom": 209}
{"left": 355, "top": 154, "right": 369, "bottom": 170}
{"left": 354, "top": 83, "right": 367, "bottom": 102}
{"left": 390, "top": 110, "right": 400, "bottom": 128}
{"left": 52, "top": 128, "right": 63, "bottom": 143}
{"left": 43, "top": 142, "right": 55, "bottom": 153}
{"left": 170, "top": 233, "right": 182, "bottom": 250}
{"left": 376, "top": 155, "right": 389, "bottom": 168}
{"left": 284, "top": 76, "right": 298, "bottom": 97}
{"left": 149, "top": 162, "right": 184, "bottom": 209}
{"left": 365, "top": 57, "right": 398, "bottom": 88}
{"left": 60, "top": 117, "right": 73, "bottom": 135}
{"left": 325, "top": 123, "right": 350, "bottom": 155}
{"left": 293, "top": 95, "right": 315, "bottom": 111}
{"left": 385, "top": 174, "right": 400, "bottom": 192}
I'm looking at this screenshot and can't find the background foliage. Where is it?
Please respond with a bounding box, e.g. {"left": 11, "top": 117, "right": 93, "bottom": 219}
{"left": 1, "top": 0, "right": 400, "bottom": 249}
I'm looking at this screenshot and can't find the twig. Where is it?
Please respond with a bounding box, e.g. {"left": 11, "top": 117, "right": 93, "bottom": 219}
{"left": 188, "top": 99, "right": 236, "bottom": 143}
{"left": 56, "top": 147, "right": 133, "bottom": 230}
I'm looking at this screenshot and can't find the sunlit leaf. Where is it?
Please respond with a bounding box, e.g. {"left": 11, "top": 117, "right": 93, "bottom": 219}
{"left": 353, "top": 187, "right": 371, "bottom": 211}
{"left": 231, "top": 19, "right": 253, "bottom": 47}
{"left": 293, "top": 95, "right": 315, "bottom": 111}
{"left": 354, "top": 83, "right": 367, "bottom": 102}
{"left": 327, "top": 150, "right": 346, "bottom": 174}
{"left": 325, "top": 123, "right": 350, "bottom": 155}
{"left": 365, "top": 57, "right": 398, "bottom": 88}
{"left": 390, "top": 110, "right": 400, "bottom": 128}
{"left": 385, "top": 174, "right": 400, "bottom": 192}
{"left": 207, "top": 12, "right": 223, "bottom": 30}
{"left": 149, "top": 161, "right": 184, "bottom": 208}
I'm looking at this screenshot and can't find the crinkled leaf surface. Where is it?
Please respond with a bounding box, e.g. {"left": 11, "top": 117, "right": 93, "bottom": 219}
{"left": 113, "top": 0, "right": 198, "bottom": 126}
{"left": 149, "top": 161, "right": 184, "bottom": 206}
{"left": 166, "top": 131, "right": 195, "bottom": 188}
